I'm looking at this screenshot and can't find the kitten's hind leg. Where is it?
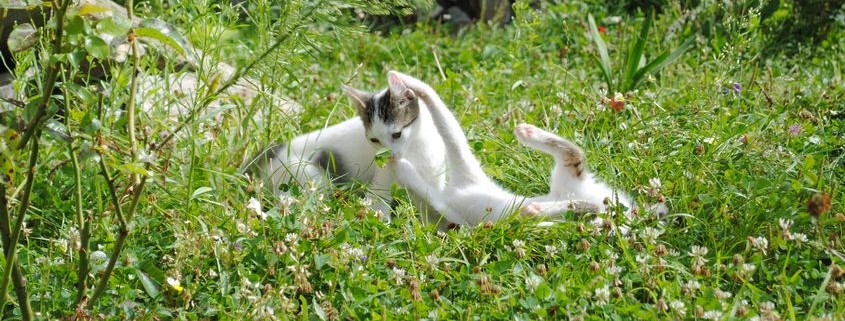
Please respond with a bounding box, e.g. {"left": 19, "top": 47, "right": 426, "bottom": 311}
{"left": 521, "top": 200, "right": 600, "bottom": 217}
{"left": 515, "top": 123, "right": 586, "bottom": 196}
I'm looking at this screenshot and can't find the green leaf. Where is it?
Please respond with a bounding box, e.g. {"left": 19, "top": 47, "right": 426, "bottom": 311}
{"left": 314, "top": 254, "right": 330, "bottom": 269}
{"left": 623, "top": 12, "right": 652, "bottom": 92}
{"left": 587, "top": 14, "right": 613, "bottom": 93}
{"left": 77, "top": 3, "right": 112, "bottom": 16}
{"left": 7, "top": 23, "right": 38, "bottom": 53}
{"left": 84, "top": 35, "right": 110, "bottom": 60}
{"left": 135, "top": 269, "right": 161, "bottom": 299}
{"left": 135, "top": 27, "right": 186, "bottom": 56}
{"left": 631, "top": 35, "right": 694, "bottom": 90}
{"left": 191, "top": 186, "right": 213, "bottom": 199}
{"left": 96, "top": 17, "right": 131, "bottom": 36}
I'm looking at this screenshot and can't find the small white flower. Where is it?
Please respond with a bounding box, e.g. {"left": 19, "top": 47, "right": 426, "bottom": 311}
{"left": 778, "top": 218, "right": 793, "bottom": 231}
{"left": 714, "top": 288, "right": 732, "bottom": 300}
{"left": 246, "top": 197, "right": 267, "bottom": 220}
{"left": 749, "top": 236, "right": 769, "bottom": 254}
{"left": 391, "top": 267, "right": 406, "bottom": 286}
{"left": 808, "top": 135, "right": 821, "bottom": 145}
{"left": 594, "top": 285, "right": 610, "bottom": 306}
{"left": 138, "top": 149, "right": 156, "bottom": 163}
{"left": 606, "top": 266, "right": 624, "bottom": 276}
{"left": 425, "top": 254, "right": 439, "bottom": 267}
{"left": 544, "top": 244, "right": 558, "bottom": 256}
{"left": 512, "top": 239, "right": 525, "bottom": 248}
{"left": 702, "top": 310, "right": 722, "bottom": 320}
{"left": 670, "top": 300, "right": 686, "bottom": 315}
{"left": 641, "top": 227, "right": 663, "bottom": 244}
{"left": 649, "top": 177, "right": 662, "bottom": 189}
{"left": 285, "top": 233, "right": 299, "bottom": 245}
{"left": 688, "top": 245, "right": 708, "bottom": 257}
{"left": 791, "top": 233, "right": 808, "bottom": 243}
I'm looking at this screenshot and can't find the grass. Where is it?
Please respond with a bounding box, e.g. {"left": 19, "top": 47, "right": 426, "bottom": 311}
{"left": 2, "top": 0, "right": 844, "bottom": 319}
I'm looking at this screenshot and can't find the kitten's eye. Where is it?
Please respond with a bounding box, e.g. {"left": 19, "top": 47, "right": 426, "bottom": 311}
{"left": 369, "top": 138, "right": 380, "bottom": 144}
{"left": 391, "top": 132, "right": 402, "bottom": 139}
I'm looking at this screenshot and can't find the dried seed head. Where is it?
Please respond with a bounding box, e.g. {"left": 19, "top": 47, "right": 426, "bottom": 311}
{"left": 536, "top": 264, "right": 548, "bottom": 276}
{"left": 483, "top": 220, "right": 494, "bottom": 229}
{"left": 589, "top": 261, "right": 601, "bottom": 272}
{"left": 576, "top": 223, "right": 586, "bottom": 233}
{"left": 579, "top": 238, "right": 592, "bottom": 251}
{"left": 732, "top": 254, "right": 744, "bottom": 265}
{"left": 831, "top": 264, "right": 845, "bottom": 279}
{"left": 386, "top": 258, "right": 396, "bottom": 269}
{"left": 654, "top": 244, "right": 668, "bottom": 257}
{"left": 430, "top": 289, "right": 440, "bottom": 301}
{"left": 808, "top": 192, "right": 831, "bottom": 217}
{"left": 656, "top": 298, "right": 668, "bottom": 312}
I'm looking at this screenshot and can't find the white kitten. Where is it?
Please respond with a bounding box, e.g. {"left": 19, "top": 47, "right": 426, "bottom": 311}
{"left": 246, "top": 73, "right": 447, "bottom": 224}
{"left": 388, "top": 70, "right": 643, "bottom": 226}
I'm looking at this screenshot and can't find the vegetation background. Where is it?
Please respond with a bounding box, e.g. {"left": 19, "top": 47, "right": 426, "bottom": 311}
{"left": 0, "top": 0, "right": 843, "bottom": 319}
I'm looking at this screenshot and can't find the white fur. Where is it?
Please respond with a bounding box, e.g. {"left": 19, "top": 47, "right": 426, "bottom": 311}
{"left": 388, "top": 71, "right": 637, "bottom": 226}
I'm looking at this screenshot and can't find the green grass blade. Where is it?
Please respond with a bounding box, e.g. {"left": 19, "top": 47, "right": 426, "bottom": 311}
{"left": 631, "top": 35, "right": 694, "bottom": 90}
{"left": 623, "top": 11, "right": 652, "bottom": 92}
{"left": 588, "top": 14, "right": 613, "bottom": 93}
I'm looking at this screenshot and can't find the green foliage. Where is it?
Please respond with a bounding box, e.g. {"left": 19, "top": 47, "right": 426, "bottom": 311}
{"left": 587, "top": 12, "right": 692, "bottom": 94}
{"left": 1, "top": 0, "right": 844, "bottom": 319}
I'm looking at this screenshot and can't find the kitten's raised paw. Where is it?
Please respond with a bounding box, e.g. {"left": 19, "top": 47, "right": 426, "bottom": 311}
{"left": 521, "top": 203, "right": 544, "bottom": 217}
{"left": 514, "top": 123, "right": 537, "bottom": 143}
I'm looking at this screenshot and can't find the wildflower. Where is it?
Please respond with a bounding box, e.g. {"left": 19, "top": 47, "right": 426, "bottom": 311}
{"left": 512, "top": 239, "right": 527, "bottom": 258}
{"left": 641, "top": 227, "right": 663, "bottom": 245}
{"left": 732, "top": 82, "right": 742, "bottom": 94}
{"left": 656, "top": 298, "right": 668, "bottom": 312}
{"left": 544, "top": 244, "right": 558, "bottom": 256}
{"left": 702, "top": 310, "right": 723, "bottom": 320}
{"left": 391, "top": 267, "right": 406, "bottom": 286}
{"left": 246, "top": 197, "right": 267, "bottom": 220}
{"left": 669, "top": 300, "right": 686, "bottom": 316}
{"left": 748, "top": 236, "right": 769, "bottom": 255}
{"left": 166, "top": 276, "right": 184, "bottom": 293}
{"left": 610, "top": 92, "right": 625, "bottom": 112}
{"left": 683, "top": 280, "right": 700, "bottom": 296}
{"left": 791, "top": 233, "right": 808, "bottom": 244}
{"left": 737, "top": 263, "right": 757, "bottom": 280}
{"left": 594, "top": 285, "right": 610, "bottom": 306}
{"left": 649, "top": 177, "right": 662, "bottom": 189}
{"left": 788, "top": 124, "right": 801, "bottom": 136}
{"left": 713, "top": 288, "right": 732, "bottom": 300}
{"left": 778, "top": 218, "right": 793, "bottom": 231}
{"left": 408, "top": 278, "right": 422, "bottom": 301}
{"left": 598, "top": 25, "right": 607, "bottom": 34}
{"left": 425, "top": 254, "right": 439, "bottom": 268}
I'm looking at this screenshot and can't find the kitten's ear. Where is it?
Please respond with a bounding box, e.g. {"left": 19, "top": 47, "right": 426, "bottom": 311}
{"left": 387, "top": 71, "right": 416, "bottom": 100}
{"left": 342, "top": 85, "right": 370, "bottom": 117}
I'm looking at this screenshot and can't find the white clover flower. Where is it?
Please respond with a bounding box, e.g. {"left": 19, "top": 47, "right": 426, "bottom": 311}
{"left": 391, "top": 267, "right": 406, "bottom": 286}
{"left": 641, "top": 227, "right": 663, "bottom": 244}
{"left": 606, "top": 266, "right": 624, "bottom": 276}
{"left": 649, "top": 177, "right": 662, "bottom": 189}
{"left": 791, "top": 233, "right": 808, "bottom": 244}
{"left": 594, "top": 285, "right": 610, "bottom": 306}
{"left": 425, "top": 254, "right": 439, "bottom": 267}
{"left": 688, "top": 245, "right": 708, "bottom": 257}
{"left": 702, "top": 310, "right": 723, "bottom": 320}
{"left": 138, "top": 149, "right": 156, "bottom": 163}
{"left": 544, "top": 244, "right": 558, "bottom": 256}
{"left": 512, "top": 239, "right": 525, "bottom": 248}
{"left": 778, "top": 218, "right": 793, "bottom": 231}
{"left": 285, "top": 233, "right": 299, "bottom": 245}
{"left": 670, "top": 300, "right": 686, "bottom": 315}
{"left": 714, "top": 288, "right": 732, "bottom": 300}
{"left": 749, "top": 236, "right": 769, "bottom": 254}
{"left": 683, "top": 280, "right": 701, "bottom": 294}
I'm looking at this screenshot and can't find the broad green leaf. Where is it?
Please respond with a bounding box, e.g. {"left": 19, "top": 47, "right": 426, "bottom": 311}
{"left": 95, "top": 17, "right": 131, "bottom": 36}
{"left": 84, "top": 35, "right": 110, "bottom": 60}
{"left": 135, "top": 269, "right": 160, "bottom": 298}
{"left": 7, "top": 23, "right": 38, "bottom": 53}
{"left": 135, "top": 27, "right": 185, "bottom": 55}
{"left": 587, "top": 14, "right": 613, "bottom": 92}
{"left": 76, "top": 3, "right": 111, "bottom": 16}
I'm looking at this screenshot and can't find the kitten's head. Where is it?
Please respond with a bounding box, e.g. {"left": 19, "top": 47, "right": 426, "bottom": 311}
{"left": 342, "top": 73, "right": 420, "bottom": 153}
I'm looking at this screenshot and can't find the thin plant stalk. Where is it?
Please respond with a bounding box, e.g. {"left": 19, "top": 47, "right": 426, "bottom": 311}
{"left": 0, "top": 134, "right": 40, "bottom": 319}
{"left": 71, "top": 143, "right": 89, "bottom": 304}
{"left": 86, "top": 158, "right": 129, "bottom": 309}
{"left": 0, "top": 186, "right": 33, "bottom": 320}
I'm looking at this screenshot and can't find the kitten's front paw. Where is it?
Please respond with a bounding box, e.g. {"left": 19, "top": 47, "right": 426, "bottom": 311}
{"left": 394, "top": 158, "right": 416, "bottom": 183}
